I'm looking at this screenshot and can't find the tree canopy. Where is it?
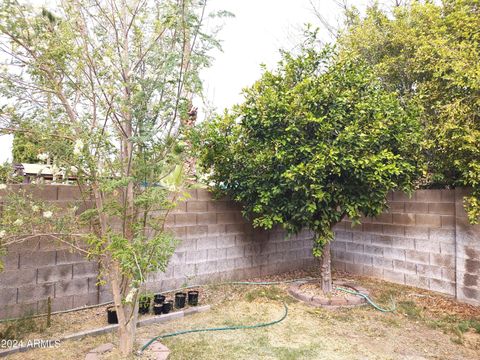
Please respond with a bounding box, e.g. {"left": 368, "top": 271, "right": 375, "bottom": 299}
{"left": 195, "top": 43, "right": 421, "bottom": 284}
{"left": 338, "top": 0, "right": 480, "bottom": 222}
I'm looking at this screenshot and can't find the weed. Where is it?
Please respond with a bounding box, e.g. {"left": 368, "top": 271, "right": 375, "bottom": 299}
{"left": 0, "top": 313, "right": 43, "bottom": 340}
{"left": 427, "top": 315, "right": 480, "bottom": 338}
{"left": 451, "top": 326, "right": 465, "bottom": 345}
{"left": 471, "top": 320, "right": 480, "bottom": 334}
{"left": 273, "top": 344, "right": 317, "bottom": 360}
{"left": 397, "top": 301, "right": 422, "bottom": 319}
{"left": 451, "top": 336, "right": 464, "bottom": 345}
{"left": 457, "top": 321, "right": 470, "bottom": 333}
{"left": 375, "top": 288, "right": 402, "bottom": 305}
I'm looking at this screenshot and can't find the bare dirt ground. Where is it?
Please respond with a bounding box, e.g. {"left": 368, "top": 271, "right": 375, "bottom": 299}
{"left": 2, "top": 269, "right": 479, "bottom": 359}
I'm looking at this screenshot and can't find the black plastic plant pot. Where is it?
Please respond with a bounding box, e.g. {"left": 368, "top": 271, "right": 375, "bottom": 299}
{"left": 138, "top": 297, "right": 151, "bottom": 315}
{"left": 174, "top": 292, "right": 186, "bottom": 309}
{"left": 107, "top": 306, "right": 118, "bottom": 324}
{"left": 154, "top": 294, "right": 166, "bottom": 304}
{"left": 187, "top": 291, "right": 199, "bottom": 306}
{"left": 153, "top": 303, "right": 163, "bottom": 315}
{"left": 138, "top": 303, "right": 150, "bottom": 315}
{"left": 162, "top": 300, "right": 173, "bottom": 314}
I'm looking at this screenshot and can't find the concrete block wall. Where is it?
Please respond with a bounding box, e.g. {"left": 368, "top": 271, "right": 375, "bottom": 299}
{"left": 1, "top": 185, "right": 477, "bottom": 320}
{"left": 455, "top": 188, "right": 480, "bottom": 304}
{"left": 332, "top": 189, "right": 479, "bottom": 305}
{"left": 145, "top": 189, "right": 316, "bottom": 293}
{"left": 0, "top": 185, "right": 102, "bottom": 319}
{"left": 0, "top": 185, "right": 315, "bottom": 319}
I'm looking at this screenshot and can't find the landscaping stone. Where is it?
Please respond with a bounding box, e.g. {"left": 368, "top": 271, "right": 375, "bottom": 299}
{"left": 84, "top": 342, "right": 113, "bottom": 360}
{"left": 288, "top": 281, "right": 368, "bottom": 309}
{"left": 90, "top": 343, "right": 114, "bottom": 354}
{"left": 138, "top": 339, "right": 170, "bottom": 360}
{"left": 84, "top": 353, "right": 98, "bottom": 360}
{"left": 150, "top": 341, "right": 170, "bottom": 360}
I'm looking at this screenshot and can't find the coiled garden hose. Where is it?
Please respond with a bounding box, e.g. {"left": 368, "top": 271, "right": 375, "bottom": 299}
{"left": 140, "top": 278, "right": 396, "bottom": 353}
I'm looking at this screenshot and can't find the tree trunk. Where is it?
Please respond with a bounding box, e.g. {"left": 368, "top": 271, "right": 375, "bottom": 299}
{"left": 118, "top": 302, "right": 137, "bottom": 356}
{"left": 110, "top": 265, "right": 139, "bottom": 358}
{"left": 320, "top": 242, "right": 333, "bottom": 294}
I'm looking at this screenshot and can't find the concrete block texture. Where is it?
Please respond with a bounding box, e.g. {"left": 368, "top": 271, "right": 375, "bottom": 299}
{"left": 0, "top": 288, "right": 17, "bottom": 306}
{"left": 37, "top": 264, "right": 73, "bottom": 283}
{"left": 0, "top": 269, "right": 37, "bottom": 287}
{"left": 1, "top": 186, "right": 478, "bottom": 320}
{"left": 20, "top": 251, "right": 56, "bottom": 268}
{"left": 332, "top": 188, "right": 479, "bottom": 305}
{"left": 0, "top": 186, "right": 316, "bottom": 319}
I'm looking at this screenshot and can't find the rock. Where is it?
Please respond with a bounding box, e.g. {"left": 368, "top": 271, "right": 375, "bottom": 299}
{"left": 90, "top": 342, "right": 114, "bottom": 354}
{"left": 84, "top": 353, "right": 98, "bottom": 360}
{"left": 150, "top": 342, "right": 170, "bottom": 353}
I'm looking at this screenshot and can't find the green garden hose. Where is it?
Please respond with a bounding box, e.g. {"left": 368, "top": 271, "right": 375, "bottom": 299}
{"left": 140, "top": 301, "right": 288, "bottom": 352}
{"left": 335, "top": 286, "right": 396, "bottom": 312}
{"left": 140, "top": 278, "right": 395, "bottom": 353}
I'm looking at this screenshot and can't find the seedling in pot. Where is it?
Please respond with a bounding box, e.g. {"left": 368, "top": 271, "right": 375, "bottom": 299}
{"left": 139, "top": 294, "right": 152, "bottom": 315}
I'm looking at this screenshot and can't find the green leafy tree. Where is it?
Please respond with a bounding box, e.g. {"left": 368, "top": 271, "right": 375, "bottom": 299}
{"left": 195, "top": 44, "right": 421, "bottom": 292}
{"left": 11, "top": 122, "right": 73, "bottom": 164}
{"left": 0, "top": 162, "right": 11, "bottom": 183}
{"left": 338, "top": 0, "right": 480, "bottom": 222}
{"left": 0, "top": 0, "right": 225, "bottom": 356}
{"left": 12, "top": 131, "right": 41, "bottom": 163}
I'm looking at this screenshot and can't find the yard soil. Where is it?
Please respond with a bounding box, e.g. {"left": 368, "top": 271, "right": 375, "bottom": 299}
{"left": 2, "top": 268, "right": 480, "bottom": 359}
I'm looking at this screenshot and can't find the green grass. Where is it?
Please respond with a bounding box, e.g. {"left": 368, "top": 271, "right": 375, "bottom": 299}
{"left": 397, "top": 301, "right": 423, "bottom": 319}
{"left": 427, "top": 315, "right": 480, "bottom": 338}
{"left": 471, "top": 320, "right": 480, "bottom": 334}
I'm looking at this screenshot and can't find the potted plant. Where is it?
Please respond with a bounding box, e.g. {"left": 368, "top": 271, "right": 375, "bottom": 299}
{"left": 138, "top": 293, "right": 152, "bottom": 315}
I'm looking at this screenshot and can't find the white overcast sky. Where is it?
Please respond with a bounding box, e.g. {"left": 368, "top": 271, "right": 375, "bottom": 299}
{"left": 0, "top": 0, "right": 367, "bottom": 163}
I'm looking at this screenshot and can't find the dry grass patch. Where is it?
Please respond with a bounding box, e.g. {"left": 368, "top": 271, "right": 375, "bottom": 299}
{"left": 3, "top": 269, "right": 480, "bottom": 359}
